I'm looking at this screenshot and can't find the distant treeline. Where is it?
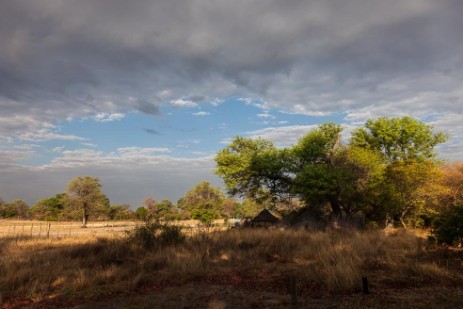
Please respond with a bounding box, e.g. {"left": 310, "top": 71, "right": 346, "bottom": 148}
{"left": 2, "top": 116, "right": 463, "bottom": 243}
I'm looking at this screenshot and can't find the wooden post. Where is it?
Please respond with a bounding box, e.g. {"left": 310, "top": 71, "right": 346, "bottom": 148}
{"left": 39, "top": 223, "right": 42, "bottom": 237}
{"left": 47, "top": 222, "right": 51, "bottom": 239}
{"left": 362, "top": 276, "right": 369, "bottom": 294}
{"left": 30, "top": 223, "right": 34, "bottom": 237}
{"left": 290, "top": 275, "right": 297, "bottom": 307}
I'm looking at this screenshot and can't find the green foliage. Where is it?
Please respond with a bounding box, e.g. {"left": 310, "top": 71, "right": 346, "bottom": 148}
{"left": 215, "top": 136, "right": 287, "bottom": 200}
{"left": 126, "top": 220, "right": 184, "bottom": 250}
{"left": 155, "top": 199, "right": 175, "bottom": 220}
{"left": 67, "top": 176, "right": 109, "bottom": 226}
{"left": 432, "top": 205, "right": 463, "bottom": 245}
{"left": 0, "top": 202, "right": 17, "bottom": 218}
{"left": 107, "top": 205, "right": 135, "bottom": 220}
{"left": 215, "top": 117, "right": 448, "bottom": 227}
{"left": 189, "top": 203, "right": 217, "bottom": 225}
{"left": 0, "top": 199, "right": 30, "bottom": 219}
{"left": 135, "top": 206, "right": 149, "bottom": 220}
{"left": 180, "top": 181, "right": 224, "bottom": 223}
{"left": 351, "top": 116, "right": 448, "bottom": 162}
{"left": 30, "top": 194, "right": 67, "bottom": 220}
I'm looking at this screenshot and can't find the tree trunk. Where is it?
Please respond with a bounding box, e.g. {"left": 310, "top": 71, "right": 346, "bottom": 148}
{"left": 399, "top": 208, "right": 409, "bottom": 229}
{"left": 82, "top": 209, "right": 89, "bottom": 228}
{"left": 329, "top": 198, "right": 342, "bottom": 219}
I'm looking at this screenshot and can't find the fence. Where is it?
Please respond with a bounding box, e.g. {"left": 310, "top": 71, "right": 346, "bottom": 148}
{"left": 0, "top": 220, "right": 138, "bottom": 238}
{"left": 0, "top": 220, "right": 231, "bottom": 239}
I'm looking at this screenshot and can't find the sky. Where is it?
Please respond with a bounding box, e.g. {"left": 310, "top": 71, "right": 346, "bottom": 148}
{"left": 1, "top": 0, "right": 463, "bottom": 208}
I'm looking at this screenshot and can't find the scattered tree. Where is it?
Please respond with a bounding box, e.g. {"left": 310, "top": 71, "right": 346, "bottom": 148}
{"left": 180, "top": 181, "right": 224, "bottom": 225}
{"left": 67, "top": 176, "right": 109, "bottom": 227}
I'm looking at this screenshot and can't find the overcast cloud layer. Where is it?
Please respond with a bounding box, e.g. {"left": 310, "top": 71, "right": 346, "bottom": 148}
{"left": 1, "top": 0, "right": 463, "bottom": 206}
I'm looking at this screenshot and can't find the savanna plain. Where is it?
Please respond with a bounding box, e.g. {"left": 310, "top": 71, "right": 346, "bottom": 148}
{"left": 1, "top": 220, "right": 463, "bottom": 309}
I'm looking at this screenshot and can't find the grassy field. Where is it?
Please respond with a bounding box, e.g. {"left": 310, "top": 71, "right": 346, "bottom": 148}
{"left": 1, "top": 223, "right": 463, "bottom": 308}
{"left": 0, "top": 219, "right": 227, "bottom": 239}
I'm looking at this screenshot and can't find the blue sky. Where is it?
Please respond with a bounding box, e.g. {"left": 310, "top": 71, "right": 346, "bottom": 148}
{"left": 1, "top": 0, "right": 462, "bottom": 207}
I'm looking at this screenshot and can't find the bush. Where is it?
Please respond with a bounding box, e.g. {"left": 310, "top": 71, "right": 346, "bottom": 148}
{"left": 432, "top": 205, "right": 463, "bottom": 246}
{"left": 126, "top": 220, "right": 184, "bottom": 249}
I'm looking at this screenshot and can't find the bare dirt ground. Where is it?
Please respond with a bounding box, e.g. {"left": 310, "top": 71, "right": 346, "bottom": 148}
{"left": 7, "top": 283, "right": 463, "bottom": 309}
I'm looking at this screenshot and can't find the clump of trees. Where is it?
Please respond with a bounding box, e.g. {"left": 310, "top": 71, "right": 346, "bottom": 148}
{"left": 0, "top": 198, "right": 30, "bottom": 219}
{"left": 215, "top": 116, "right": 452, "bottom": 230}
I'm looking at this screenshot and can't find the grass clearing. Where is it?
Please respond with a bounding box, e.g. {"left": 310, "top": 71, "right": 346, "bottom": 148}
{"left": 1, "top": 226, "right": 462, "bottom": 308}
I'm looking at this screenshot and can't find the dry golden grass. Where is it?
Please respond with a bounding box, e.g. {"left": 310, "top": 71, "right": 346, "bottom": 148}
{"left": 0, "top": 227, "right": 462, "bottom": 308}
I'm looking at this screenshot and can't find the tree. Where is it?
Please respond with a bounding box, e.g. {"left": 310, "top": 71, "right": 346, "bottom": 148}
{"left": 351, "top": 117, "right": 448, "bottom": 227}
{"left": 155, "top": 199, "right": 175, "bottom": 221}
{"left": 432, "top": 204, "right": 463, "bottom": 245}
{"left": 8, "top": 199, "right": 29, "bottom": 219}
{"left": 350, "top": 116, "right": 448, "bottom": 162}
{"left": 181, "top": 181, "right": 224, "bottom": 225}
{"left": 216, "top": 123, "right": 383, "bottom": 221}
{"left": 141, "top": 197, "right": 157, "bottom": 211}
{"left": 329, "top": 146, "right": 385, "bottom": 219}
{"left": 0, "top": 200, "right": 18, "bottom": 218}
{"left": 135, "top": 206, "right": 149, "bottom": 220}
{"left": 107, "top": 204, "right": 135, "bottom": 220}
{"left": 215, "top": 137, "right": 287, "bottom": 199}
{"left": 30, "top": 194, "right": 67, "bottom": 220}
{"left": 67, "top": 176, "right": 109, "bottom": 227}
{"left": 442, "top": 163, "right": 463, "bottom": 207}
{"left": 381, "top": 159, "right": 444, "bottom": 228}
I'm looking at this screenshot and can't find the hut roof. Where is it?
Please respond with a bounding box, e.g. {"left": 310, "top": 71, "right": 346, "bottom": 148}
{"left": 252, "top": 209, "right": 279, "bottom": 223}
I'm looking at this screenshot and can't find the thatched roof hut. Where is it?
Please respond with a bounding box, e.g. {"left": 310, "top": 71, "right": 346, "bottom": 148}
{"left": 250, "top": 209, "right": 279, "bottom": 227}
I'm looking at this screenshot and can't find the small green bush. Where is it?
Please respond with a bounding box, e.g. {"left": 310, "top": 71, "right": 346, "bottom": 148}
{"left": 126, "top": 220, "right": 185, "bottom": 250}
{"left": 432, "top": 205, "right": 463, "bottom": 246}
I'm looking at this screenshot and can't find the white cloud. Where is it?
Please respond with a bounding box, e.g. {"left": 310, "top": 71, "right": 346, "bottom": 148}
{"left": 0, "top": 150, "right": 34, "bottom": 164}
{"left": 117, "top": 147, "right": 171, "bottom": 157}
{"left": 93, "top": 112, "right": 125, "bottom": 122}
{"left": 193, "top": 111, "right": 211, "bottom": 116}
{"left": 81, "top": 142, "right": 98, "bottom": 148}
{"left": 18, "top": 129, "right": 86, "bottom": 142}
{"left": 52, "top": 146, "right": 65, "bottom": 153}
{"left": 257, "top": 113, "right": 276, "bottom": 119}
{"left": 170, "top": 99, "right": 198, "bottom": 108}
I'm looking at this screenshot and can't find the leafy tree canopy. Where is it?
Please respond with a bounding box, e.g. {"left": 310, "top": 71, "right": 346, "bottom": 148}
{"left": 350, "top": 116, "right": 448, "bottom": 162}
{"left": 67, "top": 176, "right": 109, "bottom": 227}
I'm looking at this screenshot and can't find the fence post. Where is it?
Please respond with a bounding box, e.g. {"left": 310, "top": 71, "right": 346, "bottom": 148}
{"left": 47, "top": 222, "right": 51, "bottom": 239}
{"left": 30, "top": 223, "right": 34, "bottom": 237}
{"left": 290, "top": 275, "right": 297, "bottom": 307}
{"left": 362, "top": 276, "right": 369, "bottom": 294}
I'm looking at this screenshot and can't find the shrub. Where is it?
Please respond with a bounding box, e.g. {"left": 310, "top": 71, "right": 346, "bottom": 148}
{"left": 432, "top": 204, "right": 463, "bottom": 245}
{"left": 126, "top": 220, "right": 184, "bottom": 250}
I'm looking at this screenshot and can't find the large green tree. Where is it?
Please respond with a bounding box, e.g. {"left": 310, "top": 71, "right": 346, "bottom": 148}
{"left": 351, "top": 116, "right": 448, "bottom": 227}
{"left": 67, "top": 176, "right": 109, "bottom": 227}
{"left": 216, "top": 117, "right": 447, "bottom": 227}
{"left": 215, "top": 136, "right": 291, "bottom": 202}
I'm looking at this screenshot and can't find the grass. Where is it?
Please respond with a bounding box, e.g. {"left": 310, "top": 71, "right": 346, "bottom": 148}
{"left": 1, "top": 226, "right": 463, "bottom": 308}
